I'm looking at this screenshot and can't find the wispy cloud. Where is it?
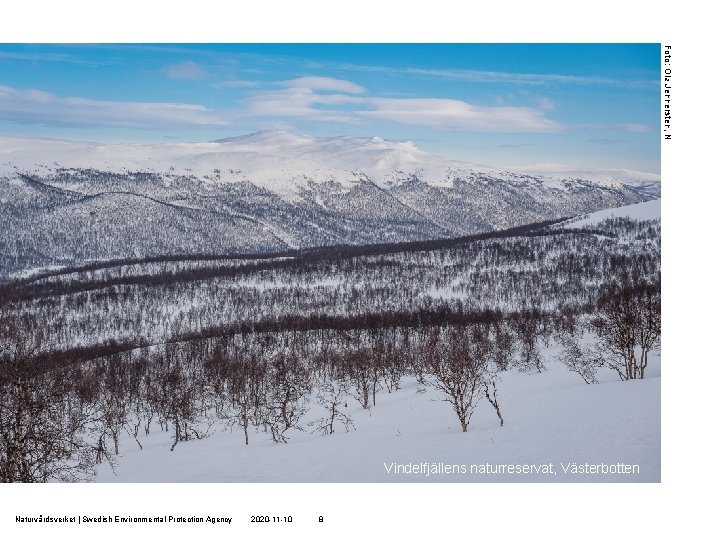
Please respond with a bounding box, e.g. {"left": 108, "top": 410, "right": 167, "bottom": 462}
{"left": 322, "top": 61, "right": 658, "bottom": 90}
{"left": 403, "top": 68, "right": 656, "bottom": 89}
{"left": 240, "top": 78, "right": 562, "bottom": 133}
{"left": 360, "top": 98, "right": 562, "bottom": 133}
{"left": 576, "top": 122, "right": 654, "bottom": 134}
{"left": 536, "top": 97, "right": 555, "bottom": 111}
{"left": 160, "top": 61, "right": 209, "bottom": 81}
{"left": 244, "top": 87, "right": 363, "bottom": 124}
{"left": 0, "top": 78, "right": 566, "bottom": 134}
{"left": 278, "top": 76, "right": 365, "bottom": 94}
{"left": 213, "top": 80, "right": 259, "bottom": 89}
{"left": 0, "top": 50, "right": 103, "bottom": 66}
{"left": 618, "top": 123, "right": 652, "bottom": 133}
{"left": 15, "top": 68, "right": 661, "bottom": 136}
{"left": 0, "top": 85, "right": 227, "bottom": 128}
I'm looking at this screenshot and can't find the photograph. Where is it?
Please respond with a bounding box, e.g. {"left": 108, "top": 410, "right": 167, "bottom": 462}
{"left": 0, "top": 42, "right": 661, "bottom": 485}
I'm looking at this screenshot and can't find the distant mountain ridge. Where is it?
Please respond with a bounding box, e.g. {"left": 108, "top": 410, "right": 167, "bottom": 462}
{"left": 0, "top": 132, "right": 659, "bottom": 278}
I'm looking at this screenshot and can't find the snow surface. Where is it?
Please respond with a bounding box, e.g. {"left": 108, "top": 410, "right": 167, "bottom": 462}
{"left": 510, "top": 163, "right": 661, "bottom": 185}
{"left": 11, "top": 264, "right": 68, "bottom": 279}
{"left": 560, "top": 198, "right": 660, "bottom": 228}
{"left": 93, "top": 351, "right": 660, "bottom": 483}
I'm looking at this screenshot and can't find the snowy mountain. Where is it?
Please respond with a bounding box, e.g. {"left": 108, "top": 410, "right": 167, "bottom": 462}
{"left": 0, "top": 132, "right": 659, "bottom": 277}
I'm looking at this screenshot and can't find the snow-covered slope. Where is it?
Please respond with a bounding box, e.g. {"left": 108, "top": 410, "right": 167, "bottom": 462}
{"left": 93, "top": 353, "right": 660, "bottom": 483}
{"left": 559, "top": 198, "right": 661, "bottom": 228}
{"left": 511, "top": 163, "right": 661, "bottom": 186}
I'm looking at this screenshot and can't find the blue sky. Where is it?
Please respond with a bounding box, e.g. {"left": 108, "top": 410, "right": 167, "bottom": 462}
{"left": 0, "top": 43, "right": 660, "bottom": 172}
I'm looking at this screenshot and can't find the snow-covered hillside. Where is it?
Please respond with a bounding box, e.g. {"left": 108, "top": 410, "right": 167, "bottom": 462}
{"left": 93, "top": 351, "right": 660, "bottom": 483}
{"left": 559, "top": 198, "right": 660, "bottom": 228}
{"left": 0, "top": 132, "right": 659, "bottom": 278}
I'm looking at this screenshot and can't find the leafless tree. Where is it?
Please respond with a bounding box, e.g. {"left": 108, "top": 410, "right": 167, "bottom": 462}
{"left": 555, "top": 333, "right": 601, "bottom": 384}
{"left": 210, "top": 349, "right": 267, "bottom": 446}
{"left": 0, "top": 313, "right": 108, "bottom": 481}
{"left": 510, "top": 310, "right": 544, "bottom": 373}
{"left": 265, "top": 354, "right": 311, "bottom": 443}
{"left": 423, "top": 326, "right": 496, "bottom": 433}
{"left": 95, "top": 361, "right": 131, "bottom": 455}
{"left": 151, "top": 345, "right": 209, "bottom": 451}
{"left": 347, "top": 349, "right": 374, "bottom": 410}
{"left": 635, "top": 282, "right": 661, "bottom": 379}
{"left": 310, "top": 379, "right": 354, "bottom": 435}
{"left": 380, "top": 339, "right": 406, "bottom": 393}
{"left": 490, "top": 320, "right": 515, "bottom": 372}
{"left": 483, "top": 381, "right": 504, "bottom": 427}
{"left": 591, "top": 279, "right": 660, "bottom": 380}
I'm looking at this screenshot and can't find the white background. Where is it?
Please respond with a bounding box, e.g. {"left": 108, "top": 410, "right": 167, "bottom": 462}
{"left": 0, "top": 1, "right": 716, "bottom": 538}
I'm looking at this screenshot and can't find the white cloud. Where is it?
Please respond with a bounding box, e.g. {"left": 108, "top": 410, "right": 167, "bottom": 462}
{"left": 244, "top": 87, "right": 364, "bottom": 123}
{"left": 0, "top": 85, "right": 227, "bottom": 128}
{"left": 160, "top": 61, "right": 209, "bottom": 80}
{"left": 0, "top": 77, "right": 564, "bottom": 134}
{"left": 242, "top": 80, "right": 561, "bottom": 132}
{"left": 278, "top": 76, "right": 365, "bottom": 94}
{"left": 361, "top": 98, "right": 562, "bottom": 133}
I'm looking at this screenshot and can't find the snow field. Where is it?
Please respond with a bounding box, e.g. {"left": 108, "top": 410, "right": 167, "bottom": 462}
{"left": 94, "top": 350, "right": 660, "bottom": 483}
